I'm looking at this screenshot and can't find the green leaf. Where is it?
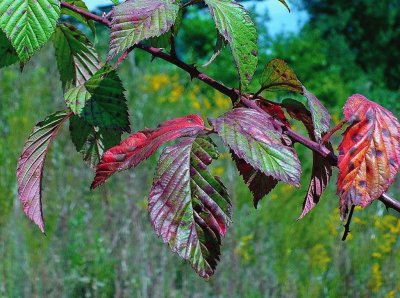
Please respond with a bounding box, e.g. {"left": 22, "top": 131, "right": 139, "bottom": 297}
{"left": 0, "top": 30, "right": 18, "bottom": 68}
{"left": 81, "top": 66, "right": 130, "bottom": 132}
{"left": 108, "top": 0, "right": 180, "bottom": 60}
{"left": 69, "top": 115, "right": 122, "bottom": 168}
{"left": 0, "top": 0, "right": 60, "bottom": 62}
{"left": 149, "top": 136, "right": 232, "bottom": 278}
{"left": 204, "top": 0, "right": 258, "bottom": 90}
{"left": 61, "top": 0, "right": 96, "bottom": 36}
{"left": 210, "top": 108, "right": 301, "bottom": 186}
{"left": 53, "top": 23, "right": 101, "bottom": 91}
{"left": 64, "top": 84, "right": 91, "bottom": 115}
{"left": 110, "top": 0, "right": 120, "bottom": 4}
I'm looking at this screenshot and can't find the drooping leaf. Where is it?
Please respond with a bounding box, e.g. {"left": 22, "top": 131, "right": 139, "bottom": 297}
{"left": 204, "top": 0, "right": 258, "bottom": 90}
{"left": 69, "top": 115, "right": 122, "bottom": 169}
{"left": 277, "top": 0, "right": 290, "bottom": 12}
{"left": 259, "top": 58, "right": 303, "bottom": 93}
{"left": 149, "top": 136, "right": 231, "bottom": 278}
{"left": 91, "top": 115, "right": 206, "bottom": 189}
{"left": 61, "top": 0, "right": 96, "bottom": 36}
{"left": 338, "top": 94, "right": 400, "bottom": 219}
{"left": 16, "top": 111, "right": 71, "bottom": 232}
{"left": 282, "top": 98, "right": 333, "bottom": 219}
{"left": 210, "top": 108, "right": 301, "bottom": 186}
{"left": 80, "top": 65, "right": 130, "bottom": 131}
{"left": 53, "top": 23, "right": 101, "bottom": 90}
{"left": 232, "top": 152, "right": 278, "bottom": 208}
{"left": 108, "top": 0, "right": 180, "bottom": 60}
{"left": 0, "top": 30, "right": 18, "bottom": 68}
{"left": 0, "top": 0, "right": 60, "bottom": 62}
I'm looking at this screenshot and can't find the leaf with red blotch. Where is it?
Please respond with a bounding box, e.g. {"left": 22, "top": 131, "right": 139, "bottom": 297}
{"left": 149, "top": 136, "right": 231, "bottom": 279}
{"left": 338, "top": 94, "right": 400, "bottom": 219}
{"left": 257, "top": 101, "right": 290, "bottom": 127}
{"left": 231, "top": 152, "right": 278, "bottom": 208}
{"left": 210, "top": 108, "right": 301, "bottom": 186}
{"left": 16, "top": 111, "right": 71, "bottom": 232}
{"left": 91, "top": 115, "right": 206, "bottom": 189}
{"left": 282, "top": 98, "right": 333, "bottom": 219}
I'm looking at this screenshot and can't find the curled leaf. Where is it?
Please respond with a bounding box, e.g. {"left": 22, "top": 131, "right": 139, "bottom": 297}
{"left": 338, "top": 94, "right": 400, "bottom": 219}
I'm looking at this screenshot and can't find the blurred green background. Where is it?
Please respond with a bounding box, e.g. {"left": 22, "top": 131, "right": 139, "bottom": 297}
{"left": 0, "top": 1, "right": 399, "bottom": 297}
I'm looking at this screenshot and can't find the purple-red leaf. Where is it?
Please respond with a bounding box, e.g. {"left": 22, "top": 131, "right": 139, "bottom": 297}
{"left": 338, "top": 94, "right": 400, "bottom": 219}
{"left": 16, "top": 111, "right": 71, "bottom": 232}
{"left": 210, "top": 108, "right": 301, "bottom": 186}
{"left": 149, "top": 137, "right": 231, "bottom": 278}
{"left": 91, "top": 115, "right": 206, "bottom": 189}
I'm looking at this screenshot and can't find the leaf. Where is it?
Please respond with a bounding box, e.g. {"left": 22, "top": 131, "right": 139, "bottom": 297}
{"left": 148, "top": 136, "right": 232, "bottom": 278}
{"left": 80, "top": 65, "right": 130, "bottom": 131}
{"left": 16, "top": 111, "right": 71, "bottom": 232}
{"left": 53, "top": 23, "right": 101, "bottom": 90}
{"left": 64, "top": 84, "right": 91, "bottom": 115}
{"left": 203, "top": 34, "right": 227, "bottom": 67}
{"left": 0, "top": 30, "right": 18, "bottom": 68}
{"left": 61, "top": 0, "right": 96, "bottom": 36}
{"left": 277, "top": 0, "right": 290, "bottom": 12}
{"left": 231, "top": 152, "right": 278, "bottom": 208}
{"left": 0, "top": 0, "right": 60, "bottom": 62}
{"left": 69, "top": 115, "right": 122, "bottom": 169}
{"left": 91, "top": 115, "right": 206, "bottom": 189}
{"left": 204, "top": 0, "right": 258, "bottom": 90}
{"left": 282, "top": 98, "right": 333, "bottom": 219}
{"left": 338, "top": 94, "right": 400, "bottom": 219}
{"left": 108, "top": 0, "right": 180, "bottom": 60}
{"left": 210, "top": 108, "right": 301, "bottom": 186}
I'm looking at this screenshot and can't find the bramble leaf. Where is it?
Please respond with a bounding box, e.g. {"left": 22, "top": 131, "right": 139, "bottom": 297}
{"left": 61, "top": 0, "right": 96, "bottom": 36}
{"left": 108, "top": 0, "right": 180, "bottom": 60}
{"left": 0, "top": 30, "right": 18, "bottom": 68}
{"left": 149, "top": 136, "right": 232, "bottom": 278}
{"left": 16, "top": 111, "right": 71, "bottom": 232}
{"left": 0, "top": 0, "right": 60, "bottom": 62}
{"left": 282, "top": 98, "right": 333, "bottom": 219}
{"left": 53, "top": 23, "right": 101, "bottom": 91}
{"left": 69, "top": 115, "right": 122, "bottom": 169}
{"left": 91, "top": 115, "right": 206, "bottom": 189}
{"left": 210, "top": 108, "right": 301, "bottom": 186}
{"left": 204, "top": 0, "right": 258, "bottom": 90}
{"left": 338, "top": 94, "right": 400, "bottom": 219}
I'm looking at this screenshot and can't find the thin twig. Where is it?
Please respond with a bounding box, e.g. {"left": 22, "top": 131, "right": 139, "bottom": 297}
{"left": 342, "top": 205, "right": 355, "bottom": 241}
{"left": 114, "top": 46, "right": 136, "bottom": 68}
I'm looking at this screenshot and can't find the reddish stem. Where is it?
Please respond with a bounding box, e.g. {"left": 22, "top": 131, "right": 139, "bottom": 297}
{"left": 322, "top": 119, "right": 347, "bottom": 144}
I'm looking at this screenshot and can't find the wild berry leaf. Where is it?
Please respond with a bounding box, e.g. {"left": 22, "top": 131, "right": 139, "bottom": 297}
{"left": 64, "top": 84, "right": 91, "bottom": 115}
{"left": 53, "top": 23, "right": 101, "bottom": 91}
{"left": 338, "top": 94, "right": 400, "bottom": 219}
{"left": 91, "top": 115, "right": 206, "bottom": 189}
{"left": 108, "top": 0, "right": 180, "bottom": 60}
{"left": 231, "top": 152, "right": 278, "bottom": 208}
{"left": 69, "top": 115, "right": 122, "bottom": 169}
{"left": 204, "top": 0, "right": 258, "bottom": 90}
{"left": 210, "top": 108, "right": 301, "bottom": 186}
{"left": 61, "top": 0, "right": 96, "bottom": 36}
{"left": 282, "top": 98, "right": 333, "bottom": 219}
{"left": 0, "top": 0, "right": 60, "bottom": 62}
{"left": 149, "top": 136, "right": 232, "bottom": 278}
{"left": 80, "top": 65, "right": 130, "bottom": 131}
{"left": 0, "top": 30, "right": 18, "bottom": 68}
{"left": 16, "top": 111, "right": 71, "bottom": 232}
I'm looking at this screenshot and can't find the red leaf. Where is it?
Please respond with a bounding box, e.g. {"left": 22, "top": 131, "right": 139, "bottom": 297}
{"left": 91, "top": 115, "right": 206, "bottom": 189}
{"left": 257, "top": 101, "right": 290, "bottom": 127}
{"left": 338, "top": 94, "right": 400, "bottom": 219}
{"left": 16, "top": 111, "right": 71, "bottom": 232}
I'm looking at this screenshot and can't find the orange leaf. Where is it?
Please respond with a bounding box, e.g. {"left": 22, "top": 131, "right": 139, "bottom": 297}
{"left": 337, "top": 94, "right": 400, "bottom": 219}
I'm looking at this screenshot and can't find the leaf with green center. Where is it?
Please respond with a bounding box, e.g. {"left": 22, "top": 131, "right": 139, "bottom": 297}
{"left": 69, "top": 115, "right": 122, "bottom": 169}
{"left": 0, "top": 0, "right": 60, "bottom": 63}
{"left": 61, "top": 0, "right": 96, "bottom": 36}
{"left": 149, "top": 136, "right": 232, "bottom": 278}
{"left": 0, "top": 30, "right": 18, "bottom": 68}
{"left": 108, "top": 0, "right": 180, "bottom": 60}
{"left": 80, "top": 65, "right": 130, "bottom": 131}
{"left": 16, "top": 111, "right": 71, "bottom": 232}
{"left": 91, "top": 115, "right": 206, "bottom": 189}
{"left": 53, "top": 23, "right": 101, "bottom": 91}
{"left": 204, "top": 0, "right": 258, "bottom": 90}
{"left": 210, "top": 108, "right": 301, "bottom": 186}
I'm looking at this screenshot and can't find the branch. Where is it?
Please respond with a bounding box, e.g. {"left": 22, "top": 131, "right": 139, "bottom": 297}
{"left": 60, "top": 2, "right": 400, "bottom": 214}
{"left": 342, "top": 205, "right": 355, "bottom": 241}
